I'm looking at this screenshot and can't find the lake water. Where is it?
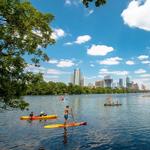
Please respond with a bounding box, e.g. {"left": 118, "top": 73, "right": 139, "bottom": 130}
{"left": 0, "top": 93, "right": 150, "bottom": 150}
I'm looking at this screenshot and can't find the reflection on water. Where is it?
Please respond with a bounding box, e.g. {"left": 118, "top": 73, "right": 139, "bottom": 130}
{"left": 63, "top": 127, "right": 68, "bottom": 144}
{"left": 0, "top": 93, "right": 150, "bottom": 150}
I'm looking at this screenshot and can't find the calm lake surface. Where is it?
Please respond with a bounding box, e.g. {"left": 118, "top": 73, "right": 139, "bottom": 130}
{"left": 1, "top": 93, "right": 150, "bottom": 150}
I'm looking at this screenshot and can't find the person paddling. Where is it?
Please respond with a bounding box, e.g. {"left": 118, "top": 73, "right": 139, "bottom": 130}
{"left": 64, "top": 105, "right": 72, "bottom": 124}
{"left": 39, "top": 111, "right": 47, "bottom": 116}
{"left": 29, "top": 112, "right": 33, "bottom": 119}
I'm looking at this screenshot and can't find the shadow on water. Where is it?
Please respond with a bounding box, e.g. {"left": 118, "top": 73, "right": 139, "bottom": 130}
{"left": 63, "top": 127, "right": 68, "bottom": 144}
{"left": 37, "top": 127, "right": 71, "bottom": 150}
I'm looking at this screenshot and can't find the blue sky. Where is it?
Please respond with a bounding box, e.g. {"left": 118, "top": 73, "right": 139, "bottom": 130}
{"left": 26, "top": 0, "right": 150, "bottom": 89}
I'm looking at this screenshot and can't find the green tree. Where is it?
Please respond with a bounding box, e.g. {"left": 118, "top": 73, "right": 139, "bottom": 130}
{"left": 0, "top": 0, "right": 54, "bottom": 109}
{"left": 82, "top": 0, "right": 106, "bottom": 7}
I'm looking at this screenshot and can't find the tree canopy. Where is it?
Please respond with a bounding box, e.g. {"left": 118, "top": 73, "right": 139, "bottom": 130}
{"left": 25, "top": 74, "right": 141, "bottom": 96}
{"left": 82, "top": 0, "right": 106, "bottom": 7}
{"left": 0, "top": 0, "right": 108, "bottom": 110}
{"left": 0, "top": 0, "right": 54, "bottom": 109}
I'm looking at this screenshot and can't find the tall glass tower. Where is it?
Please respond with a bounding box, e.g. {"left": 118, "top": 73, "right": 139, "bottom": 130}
{"left": 72, "top": 69, "right": 84, "bottom": 86}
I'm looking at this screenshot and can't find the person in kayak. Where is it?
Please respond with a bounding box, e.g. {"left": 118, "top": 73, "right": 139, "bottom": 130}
{"left": 64, "top": 105, "right": 71, "bottom": 125}
{"left": 39, "top": 111, "right": 47, "bottom": 116}
{"left": 29, "top": 112, "right": 34, "bottom": 119}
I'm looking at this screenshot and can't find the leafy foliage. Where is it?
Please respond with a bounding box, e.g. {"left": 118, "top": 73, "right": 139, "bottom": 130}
{"left": 0, "top": 0, "right": 54, "bottom": 109}
{"left": 26, "top": 74, "right": 140, "bottom": 96}
{"left": 82, "top": 0, "right": 106, "bottom": 7}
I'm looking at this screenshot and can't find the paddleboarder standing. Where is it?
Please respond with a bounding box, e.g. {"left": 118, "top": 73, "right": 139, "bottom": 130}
{"left": 64, "top": 105, "right": 70, "bottom": 124}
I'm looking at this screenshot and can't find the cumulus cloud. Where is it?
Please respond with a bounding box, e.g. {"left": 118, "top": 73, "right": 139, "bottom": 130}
{"left": 99, "top": 68, "right": 129, "bottom": 76}
{"left": 43, "top": 75, "right": 60, "bottom": 82}
{"left": 65, "top": 35, "right": 91, "bottom": 45}
{"left": 43, "top": 75, "right": 59, "bottom": 79}
{"left": 134, "top": 69, "right": 146, "bottom": 74}
{"left": 65, "top": 0, "right": 71, "bottom": 5}
{"left": 64, "top": 42, "right": 73, "bottom": 46}
{"left": 47, "top": 69, "right": 69, "bottom": 75}
{"left": 99, "top": 57, "right": 122, "bottom": 65}
{"left": 140, "top": 74, "right": 150, "bottom": 77}
{"left": 51, "top": 28, "right": 65, "bottom": 40}
{"left": 48, "top": 59, "right": 58, "bottom": 64}
{"left": 90, "top": 64, "right": 95, "bottom": 67}
{"left": 121, "top": 0, "right": 150, "bottom": 31}
{"left": 85, "top": 76, "right": 97, "bottom": 80}
{"left": 57, "top": 59, "right": 75, "bottom": 67}
{"left": 126, "top": 60, "right": 135, "bottom": 65}
{"left": 138, "top": 55, "right": 149, "bottom": 60}
{"left": 47, "top": 58, "right": 80, "bottom": 68}
{"left": 25, "top": 64, "right": 46, "bottom": 73}
{"left": 87, "top": 44, "right": 114, "bottom": 56}
{"left": 65, "top": 0, "right": 80, "bottom": 6}
{"left": 75, "top": 35, "right": 91, "bottom": 44}
{"left": 87, "top": 9, "right": 94, "bottom": 16}
{"left": 100, "top": 68, "right": 108, "bottom": 72}
{"left": 141, "top": 60, "right": 150, "bottom": 64}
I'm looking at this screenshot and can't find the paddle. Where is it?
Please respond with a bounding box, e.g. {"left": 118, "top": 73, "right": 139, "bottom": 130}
{"left": 70, "top": 108, "right": 75, "bottom": 123}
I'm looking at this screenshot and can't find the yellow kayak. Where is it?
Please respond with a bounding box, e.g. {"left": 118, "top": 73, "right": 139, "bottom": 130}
{"left": 44, "top": 122, "right": 87, "bottom": 129}
{"left": 20, "top": 115, "right": 58, "bottom": 120}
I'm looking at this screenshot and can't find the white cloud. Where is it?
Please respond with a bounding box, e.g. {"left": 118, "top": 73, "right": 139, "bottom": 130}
{"left": 47, "top": 69, "right": 61, "bottom": 75}
{"left": 90, "top": 64, "right": 95, "bottom": 67}
{"left": 134, "top": 69, "right": 146, "bottom": 74}
{"left": 75, "top": 35, "right": 91, "bottom": 44}
{"left": 140, "top": 74, "right": 150, "bottom": 77}
{"left": 65, "top": 35, "right": 91, "bottom": 45}
{"left": 87, "top": 9, "right": 94, "bottom": 16}
{"left": 48, "top": 59, "right": 58, "bottom": 64}
{"left": 65, "top": 0, "right": 71, "bottom": 5}
{"left": 47, "top": 58, "right": 80, "bottom": 68}
{"left": 99, "top": 57, "right": 122, "bottom": 65}
{"left": 112, "top": 71, "right": 129, "bottom": 76}
{"left": 141, "top": 60, "right": 150, "bottom": 64}
{"left": 64, "top": 42, "right": 73, "bottom": 45}
{"left": 43, "top": 75, "right": 59, "bottom": 79}
{"left": 87, "top": 44, "right": 114, "bottom": 56}
{"left": 25, "top": 64, "right": 46, "bottom": 73}
{"left": 126, "top": 60, "right": 135, "bottom": 65}
{"left": 138, "top": 55, "right": 149, "bottom": 60}
{"left": 65, "top": 0, "right": 80, "bottom": 6}
{"left": 43, "top": 75, "right": 60, "bottom": 82}
{"left": 121, "top": 0, "right": 150, "bottom": 31}
{"left": 100, "top": 68, "right": 108, "bottom": 72}
{"left": 57, "top": 59, "right": 75, "bottom": 67}
{"left": 99, "top": 69, "right": 129, "bottom": 76}
{"left": 85, "top": 76, "right": 97, "bottom": 80}
{"left": 51, "top": 28, "right": 65, "bottom": 40}
{"left": 47, "top": 69, "right": 69, "bottom": 75}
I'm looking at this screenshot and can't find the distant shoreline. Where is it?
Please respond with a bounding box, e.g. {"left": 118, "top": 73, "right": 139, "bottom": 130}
{"left": 25, "top": 91, "right": 150, "bottom": 96}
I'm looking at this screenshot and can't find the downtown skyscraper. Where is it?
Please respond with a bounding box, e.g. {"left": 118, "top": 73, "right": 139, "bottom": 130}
{"left": 72, "top": 69, "right": 84, "bottom": 86}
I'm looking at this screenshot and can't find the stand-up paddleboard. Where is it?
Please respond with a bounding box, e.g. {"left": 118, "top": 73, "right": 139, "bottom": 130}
{"left": 20, "top": 115, "right": 58, "bottom": 120}
{"left": 44, "top": 122, "right": 87, "bottom": 129}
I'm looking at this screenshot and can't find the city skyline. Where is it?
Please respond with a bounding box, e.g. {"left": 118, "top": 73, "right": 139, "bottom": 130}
{"left": 25, "top": 0, "right": 150, "bottom": 89}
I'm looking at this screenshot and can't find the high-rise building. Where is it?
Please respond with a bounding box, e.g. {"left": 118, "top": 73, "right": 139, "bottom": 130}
{"left": 95, "top": 80, "right": 104, "bottom": 88}
{"left": 141, "top": 84, "right": 146, "bottom": 91}
{"left": 119, "top": 78, "right": 123, "bottom": 88}
{"left": 131, "top": 83, "right": 139, "bottom": 91}
{"left": 104, "top": 76, "right": 113, "bottom": 88}
{"left": 126, "top": 77, "right": 132, "bottom": 88}
{"left": 72, "top": 69, "right": 84, "bottom": 86}
{"left": 112, "top": 82, "right": 117, "bottom": 89}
